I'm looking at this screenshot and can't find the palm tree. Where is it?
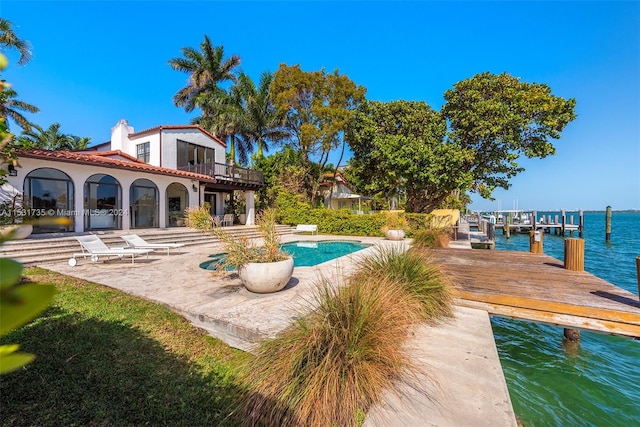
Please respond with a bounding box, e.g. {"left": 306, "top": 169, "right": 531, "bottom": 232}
{"left": 0, "top": 87, "right": 39, "bottom": 132}
{"left": 64, "top": 135, "right": 92, "bottom": 150}
{"left": 240, "top": 71, "right": 290, "bottom": 158}
{"left": 197, "top": 86, "right": 251, "bottom": 165}
{"left": 16, "top": 123, "right": 71, "bottom": 150}
{"left": 0, "top": 18, "right": 32, "bottom": 65}
{"left": 168, "top": 35, "right": 240, "bottom": 118}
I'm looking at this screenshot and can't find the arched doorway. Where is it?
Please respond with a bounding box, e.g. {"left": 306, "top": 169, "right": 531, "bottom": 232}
{"left": 23, "top": 168, "right": 74, "bottom": 233}
{"left": 130, "top": 179, "right": 158, "bottom": 229}
{"left": 166, "top": 183, "right": 188, "bottom": 227}
{"left": 84, "top": 174, "right": 122, "bottom": 230}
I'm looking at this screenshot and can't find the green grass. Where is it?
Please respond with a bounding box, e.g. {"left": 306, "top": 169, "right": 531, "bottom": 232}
{"left": 0, "top": 268, "right": 249, "bottom": 427}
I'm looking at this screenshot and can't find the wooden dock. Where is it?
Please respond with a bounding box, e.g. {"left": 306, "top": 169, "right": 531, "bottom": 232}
{"left": 425, "top": 248, "right": 640, "bottom": 338}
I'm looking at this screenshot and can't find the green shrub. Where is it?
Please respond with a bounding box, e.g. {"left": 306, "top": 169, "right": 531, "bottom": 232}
{"left": 404, "top": 213, "right": 435, "bottom": 234}
{"left": 184, "top": 203, "right": 213, "bottom": 231}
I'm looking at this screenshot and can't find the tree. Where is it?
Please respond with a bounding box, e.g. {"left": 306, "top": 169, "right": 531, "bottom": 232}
{"left": 239, "top": 71, "right": 290, "bottom": 159}
{"left": 0, "top": 18, "right": 32, "bottom": 66}
{"left": 270, "top": 64, "right": 366, "bottom": 202}
{"left": 64, "top": 135, "right": 92, "bottom": 150}
{"left": 196, "top": 77, "right": 250, "bottom": 164}
{"left": 442, "top": 72, "right": 577, "bottom": 199}
{"left": 168, "top": 35, "right": 240, "bottom": 118}
{"left": 346, "top": 100, "right": 473, "bottom": 213}
{"left": 196, "top": 72, "right": 288, "bottom": 165}
{"left": 0, "top": 87, "right": 39, "bottom": 132}
{"left": 15, "top": 123, "right": 89, "bottom": 150}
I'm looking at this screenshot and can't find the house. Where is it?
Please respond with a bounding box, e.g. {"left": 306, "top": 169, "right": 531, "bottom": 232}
{"left": 319, "top": 172, "right": 373, "bottom": 213}
{"left": 0, "top": 119, "right": 263, "bottom": 234}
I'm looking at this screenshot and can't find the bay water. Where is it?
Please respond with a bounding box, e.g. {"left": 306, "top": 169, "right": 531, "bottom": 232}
{"left": 490, "top": 211, "right": 640, "bottom": 426}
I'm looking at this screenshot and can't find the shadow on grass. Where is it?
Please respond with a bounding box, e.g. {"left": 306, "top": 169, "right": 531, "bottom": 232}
{"left": 0, "top": 307, "right": 244, "bottom": 427}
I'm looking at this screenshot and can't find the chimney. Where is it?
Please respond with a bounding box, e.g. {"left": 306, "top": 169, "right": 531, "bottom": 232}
{"left": 110, "top": 119, "right": 134, "bottom": 152}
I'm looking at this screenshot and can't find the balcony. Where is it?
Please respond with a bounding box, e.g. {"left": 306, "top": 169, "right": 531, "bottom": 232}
{"left": 178, "top": 162, "right": 264, "bottom": 188}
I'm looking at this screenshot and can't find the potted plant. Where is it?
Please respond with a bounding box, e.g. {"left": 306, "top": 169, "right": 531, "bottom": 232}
{"left": 211, "top": 208, "right": 293, "bottom": 293}
{"left": 382, "top": 212, "right": 408, "bottom": 241}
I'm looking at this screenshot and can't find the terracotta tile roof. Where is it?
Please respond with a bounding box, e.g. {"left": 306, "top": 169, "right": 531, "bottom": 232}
{"left": 17, "top": 149, "right": 217, "bottom": 183}
{"left": 89, "top": 150, "right": 142, "bottom": 163}
{"left": 129, "top": 124, "right": 227, "bottom": 147}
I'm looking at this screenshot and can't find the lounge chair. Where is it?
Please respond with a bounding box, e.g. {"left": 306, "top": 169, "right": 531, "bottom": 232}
{"left": 69, "top": 235, "right": 153, "bottom": 266}
{"left": 120, "top": 234, "right": 185, "bottom": 255}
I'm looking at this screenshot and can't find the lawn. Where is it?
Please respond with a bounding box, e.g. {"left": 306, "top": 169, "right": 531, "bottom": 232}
{"left": 0, "top": 268, "right": 249, "bottom": 427}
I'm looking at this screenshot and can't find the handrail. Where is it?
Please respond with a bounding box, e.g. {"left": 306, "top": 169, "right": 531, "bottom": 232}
{"left": 177, "top": 162, "right": 264, "bottom": 186}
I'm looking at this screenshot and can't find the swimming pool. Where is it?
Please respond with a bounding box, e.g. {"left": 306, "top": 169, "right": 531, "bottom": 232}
{"left": 199, "top": 240, "right": 371, "bottom": 271}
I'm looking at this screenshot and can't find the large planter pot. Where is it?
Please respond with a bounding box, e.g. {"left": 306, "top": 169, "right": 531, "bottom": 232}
{"left": 238, "top": 257, "right": 294, "bottom": 293}
{"left": 0, "top": 224, "right": 33, "bottom": 240}
{"left": 239, "top": 213, "right": 247, "bottom": 225}
{"left": 385, "top": 229, "right": 405, "bottom": 241}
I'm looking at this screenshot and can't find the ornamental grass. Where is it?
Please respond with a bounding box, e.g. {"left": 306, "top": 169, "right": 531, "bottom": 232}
{"left": 237, "top": 248, "right": 452, "bottom": 427}
{"left": 354, "top": 246, "right": 454, "bottom": 322}
{"left": 411, "top": 228, "right": 452, "bottom": 248}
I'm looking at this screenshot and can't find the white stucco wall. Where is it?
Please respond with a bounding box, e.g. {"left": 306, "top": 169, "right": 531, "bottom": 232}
{"left": 2, "top": 158, "right": 200, "bottom": 233}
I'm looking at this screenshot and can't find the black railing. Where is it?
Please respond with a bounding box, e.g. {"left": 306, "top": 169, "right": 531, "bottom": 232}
{"left": 178, "top": 162, "right": 264, "bottom": 186}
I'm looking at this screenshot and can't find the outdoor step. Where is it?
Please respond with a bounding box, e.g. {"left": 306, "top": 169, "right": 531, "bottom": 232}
{"left": 1, "top": 225, "right": 295, "bottom": 267}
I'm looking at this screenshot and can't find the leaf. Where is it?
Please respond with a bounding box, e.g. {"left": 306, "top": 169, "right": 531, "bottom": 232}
{"left": 0, "top": 283, "right": 56, "bottom": 336}
{"left": 0, "top": 258, "right": 22, "bottom": 291}
{"left": 0, "top": 344, "right": 35, "bottom": 374}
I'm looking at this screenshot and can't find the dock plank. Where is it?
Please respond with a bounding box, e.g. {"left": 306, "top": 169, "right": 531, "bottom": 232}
{"left": 421, "top": 248, "right": 640, "bottom": 338}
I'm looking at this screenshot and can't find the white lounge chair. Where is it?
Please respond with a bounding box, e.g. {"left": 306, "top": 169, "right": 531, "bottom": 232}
{"left": 120, "top": 234, "right": 185, "bottom": 255}
{"left": 69, "top": 235, "right": 153, "bottom": 266}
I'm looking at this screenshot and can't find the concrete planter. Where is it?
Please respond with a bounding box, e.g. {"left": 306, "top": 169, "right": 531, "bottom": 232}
{"left": 385, "top": 229, "right": 405, "bottom": 241}
{"left": 0, "top": 224, "right": 33, "bottom": 240}
{"left": 238, "top": 257, "right": 294, "bottom": 293}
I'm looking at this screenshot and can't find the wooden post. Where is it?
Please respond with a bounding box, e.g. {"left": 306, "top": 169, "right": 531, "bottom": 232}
{"left": 579, "top": 210, "right": 584, "bottom": 238}
{"left": 529, "top": 230, "right": 543, "bottom": 254}
{"left": 505, "top": 214, "right": 511, "bottom": 239}
{"left": 561, "top": 210, "right": 566, "bottom": 236}
{"left": 564, "top": 238, "right": 585, "bottom": 272}
{"left": 533, "top": 210, "right": 538, "bottom": 230}
{"left": 605, "top": 206, "right": 612, "bottom": 242}
{"left": 564, "top": 238, "right": 585, "bottom": 343}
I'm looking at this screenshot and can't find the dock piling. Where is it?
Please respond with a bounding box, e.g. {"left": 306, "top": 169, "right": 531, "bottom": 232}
{"left": 564, "top": 238, "right": 585, "bottom": 343}
{"left": 564, "top": 238, "right": 585, "bottom": 272}
{"left": 505, "top": 215, "right": 511, "bottom": 239}
{"left": 529, "top": 230, "right": 543, "bottom": 254}
{"left": 605, "top": 206, "right": 612, "bottom": 242}
{"left": 579, "top": 210, "right": 584, "bottom": 238}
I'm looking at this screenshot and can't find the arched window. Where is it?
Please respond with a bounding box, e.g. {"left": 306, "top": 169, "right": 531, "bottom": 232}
{"left": 24, "top": 168, "right": 74, "bottom": 233}
{"left": 166, "top": 183, "right": 188, "bottom": 227}
{"left": 130, "top": 179, "right": 158, "bottom": 228}
{"left": 84, "top": 174, "right": 122, "bottom": 230}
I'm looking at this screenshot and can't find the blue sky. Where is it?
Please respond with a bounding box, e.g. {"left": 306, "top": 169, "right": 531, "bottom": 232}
{"left": 2, "top": 1, "right": 639, "bottom": 211}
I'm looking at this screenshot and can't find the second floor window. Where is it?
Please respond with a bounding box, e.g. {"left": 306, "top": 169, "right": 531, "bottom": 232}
{"left": 137, "top": 142, "right": 150, "bottom": 163}
{"left": 177, "top": 140, "right": 214, "bottom": 168}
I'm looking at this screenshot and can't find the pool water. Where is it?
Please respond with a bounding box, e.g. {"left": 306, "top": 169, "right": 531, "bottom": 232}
{"left": 199, "top": 240, "right": 371, "bottom": 271}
